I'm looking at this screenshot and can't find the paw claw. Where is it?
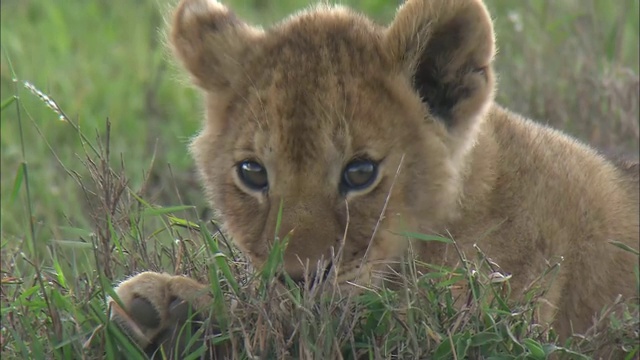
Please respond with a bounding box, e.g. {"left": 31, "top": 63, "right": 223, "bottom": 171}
{"left": 108, "top": 298, "right": 152, "bottom": 348}
{"left": 130, "top": 296, "right": 162, "bottom": 329}
{"left": 169, "top": 297, "right": 196, "bottom": 323}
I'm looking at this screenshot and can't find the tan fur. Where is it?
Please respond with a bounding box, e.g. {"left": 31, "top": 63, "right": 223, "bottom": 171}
{"left": 114, "top": 0, "right": 639, "bottom": 347}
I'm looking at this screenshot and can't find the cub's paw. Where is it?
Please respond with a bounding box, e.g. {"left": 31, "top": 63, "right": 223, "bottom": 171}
{"left": 109, "top": 271, "right": 217, "bottom": 358}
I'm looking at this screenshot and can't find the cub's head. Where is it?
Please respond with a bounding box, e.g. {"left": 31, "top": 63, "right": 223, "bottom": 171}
{"left": 170, "top": 0, "right": 495, "bottom": 285}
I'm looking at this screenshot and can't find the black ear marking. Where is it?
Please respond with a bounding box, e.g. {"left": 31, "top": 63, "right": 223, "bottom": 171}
{"left": 386, "top": 0, "right": 495, "bottom": 133}
{"left": 413, "top": 65, "right": 463, "bottom": 124}
{"left": 414, "top": 63, "right": 489, "bottom": 127}
{"left": 411, "top": 14, "right": 491, "bottom": 127}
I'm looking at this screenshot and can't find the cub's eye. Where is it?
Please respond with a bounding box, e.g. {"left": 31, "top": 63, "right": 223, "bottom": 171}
{"left": 342, "top": 159, "right": 378, "bottom": 191}
{"left": 237, "top": 160, "right": 268, "bottom": 191}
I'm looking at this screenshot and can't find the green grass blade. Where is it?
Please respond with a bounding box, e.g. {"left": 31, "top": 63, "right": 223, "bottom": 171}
{"left": 1, "top": 95, "right": 16, "bottom": 111}
{"left": 609, "top": 240, "right": 640, "bottom": 256}
{"left": 396, "top": 231, "right": 454, "bottom": 243}
{"left": 9, "top": 164, "right": 24, "bottom": 204}
{"left": 141, "top": 205, "right": 195, "bottom": 217}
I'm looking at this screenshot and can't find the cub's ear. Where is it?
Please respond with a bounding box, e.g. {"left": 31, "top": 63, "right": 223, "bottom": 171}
{"left": 385, "top": 0, "right": 495, "bottom": 133}
{"left": 170, "top": 0, "right": 264, "bottom": 92}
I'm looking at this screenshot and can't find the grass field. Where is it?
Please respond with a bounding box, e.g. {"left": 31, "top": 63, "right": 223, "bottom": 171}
{"left": 1, "top": 0, "right": 639, "bottom": 359}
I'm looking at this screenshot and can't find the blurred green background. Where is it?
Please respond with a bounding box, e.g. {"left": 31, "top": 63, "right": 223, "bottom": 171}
{"left": 1, "top": 0, "right": 639, "bottom": 280}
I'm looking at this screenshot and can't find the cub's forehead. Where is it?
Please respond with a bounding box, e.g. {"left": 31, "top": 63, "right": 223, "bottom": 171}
{"left": 230, "top": 7, "right": 398, "bottom": 165}
{"left": 257, "top": 6, "right": 388, "bottom": 79}
{"left": 239, "top": 71, "right": 400, "bottom": 168}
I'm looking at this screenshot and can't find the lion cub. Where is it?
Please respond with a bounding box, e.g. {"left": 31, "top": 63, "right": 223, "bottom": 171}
{"left": 111, "top": 0, "right": 639, "bottom": 353}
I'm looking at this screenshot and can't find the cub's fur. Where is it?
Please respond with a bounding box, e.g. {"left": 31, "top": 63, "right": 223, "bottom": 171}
{"left": 112, "top": 0, "right": 639, "bottom": 352}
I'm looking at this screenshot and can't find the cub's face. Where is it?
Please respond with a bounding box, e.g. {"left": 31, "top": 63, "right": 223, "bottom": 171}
{"left": 171, "top": 0, "right": 496, "bottom": 285}
{"left": 192, "top": 42, "right": 448, "bottom": 284}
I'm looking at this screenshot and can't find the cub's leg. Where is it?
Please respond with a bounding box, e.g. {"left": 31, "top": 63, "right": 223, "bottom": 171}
{"left": 110, "top": 271, "right": 222, "bottom": 358}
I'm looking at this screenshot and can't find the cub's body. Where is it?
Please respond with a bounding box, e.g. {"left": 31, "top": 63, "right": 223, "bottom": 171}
{"left": 111, "top": 0, "right": 639, "bottom": 353}
{"left": 421, "top": 106, "right": 638, "bottom": 337}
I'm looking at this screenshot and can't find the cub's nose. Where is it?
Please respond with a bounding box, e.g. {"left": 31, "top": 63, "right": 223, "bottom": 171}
{"left": 277, "top": 273, "right": 311, "bottom": 287}
{"left": 277, "top": 262, "right": 333, "bottom": 288}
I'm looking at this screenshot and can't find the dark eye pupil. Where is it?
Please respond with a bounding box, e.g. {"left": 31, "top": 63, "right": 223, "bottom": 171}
{"left": 343, "top": 160, "right": 377, "bottom": 190}
{"left": 238, "top": 161, "right": 268, "bottom": 190}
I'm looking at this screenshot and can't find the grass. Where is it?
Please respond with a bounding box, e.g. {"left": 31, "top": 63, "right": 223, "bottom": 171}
{"left": 1, "top": 0, "right": 638, "bottom": 359}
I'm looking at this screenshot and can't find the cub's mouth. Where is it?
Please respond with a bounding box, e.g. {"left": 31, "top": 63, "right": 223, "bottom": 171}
{"left": 265, "top": 221, "right": 406, "bottom": 290}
